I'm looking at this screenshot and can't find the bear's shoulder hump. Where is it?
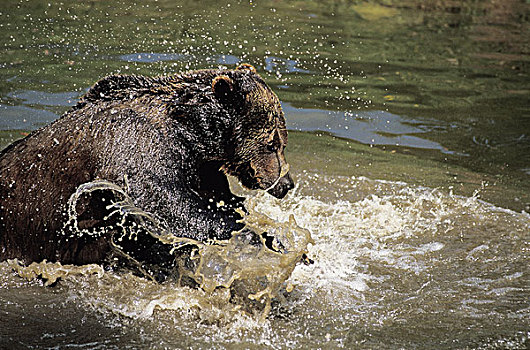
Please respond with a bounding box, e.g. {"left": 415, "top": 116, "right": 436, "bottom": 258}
{"left": 81, "top": 74, "right": 158, "bottom": 104}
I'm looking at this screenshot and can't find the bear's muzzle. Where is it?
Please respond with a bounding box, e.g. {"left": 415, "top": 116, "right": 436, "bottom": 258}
{"left": 267, "top": 172, "right": 294, "bottom": 199}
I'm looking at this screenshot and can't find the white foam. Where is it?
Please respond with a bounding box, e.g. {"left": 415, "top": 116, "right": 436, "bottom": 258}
{"left": 245, "top": 174, "right": 529, "bottom": 302}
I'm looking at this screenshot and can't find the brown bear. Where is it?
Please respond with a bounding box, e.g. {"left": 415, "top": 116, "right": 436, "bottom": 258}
{"left": 0, "top": 64, "right": 294, "bottom": 274}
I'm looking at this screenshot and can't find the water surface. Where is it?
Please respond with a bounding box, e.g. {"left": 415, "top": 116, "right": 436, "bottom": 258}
{"left": 1, "top": 0, "right": 529, "bottom": 349}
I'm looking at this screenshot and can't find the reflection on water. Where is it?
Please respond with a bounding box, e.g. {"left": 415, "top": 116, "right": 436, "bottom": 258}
{"left": 119, "top": 52, "right": 192, "bottom": 63}
{"left": 284, "top": 103, "right": 463, "bottom": 155}
{"left": 264, "top": 57, "right": 311, "bottom": 75}
{"left": 117, "top": 53, "right": 311, "bottom": 75}
{"left": 0, "top": 94, "right": 462, "bottom": 153}
{"left": 6, "top": 90, "right": 80, "bottom": 107}
{"left": 0, "top": 105, "right": 58, "bottom": 130}
{"left": 0, "top": 90, "right": 82, "bottom": 130}
{"left": 119, "top": 52, "right": 243, "bottom": 66}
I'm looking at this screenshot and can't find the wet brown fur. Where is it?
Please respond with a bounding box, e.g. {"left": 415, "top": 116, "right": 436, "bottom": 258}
{"left": 0, "top": 64, "right": 294, "bottom": 266}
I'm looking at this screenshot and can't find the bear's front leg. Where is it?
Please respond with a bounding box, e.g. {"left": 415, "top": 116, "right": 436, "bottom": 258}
{"left": 106, "top": 174, "right": 247, "bottom": 282}
{"left": 120, "top": 169, "right": 244, "bottom": 240}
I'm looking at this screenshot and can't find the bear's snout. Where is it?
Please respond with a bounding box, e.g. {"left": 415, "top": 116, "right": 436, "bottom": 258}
{"left": 267, "top": 172, "right": 294, "bottom": 199}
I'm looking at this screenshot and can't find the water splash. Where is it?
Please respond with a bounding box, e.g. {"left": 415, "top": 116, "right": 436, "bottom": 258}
{"left": 13, "top": 179, "right": 313, "bottom": 321}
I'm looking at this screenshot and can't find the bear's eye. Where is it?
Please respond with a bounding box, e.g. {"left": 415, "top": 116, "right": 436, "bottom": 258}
{"left": 267, "top": 142, "right": 278, "bottom": 153}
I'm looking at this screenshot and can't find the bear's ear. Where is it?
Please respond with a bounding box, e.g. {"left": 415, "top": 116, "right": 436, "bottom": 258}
{"left": 212, "top": 75, "right": 234, "bottom": 102}
{"left": 236, "top": 63, "right": 257, "bottom": 73}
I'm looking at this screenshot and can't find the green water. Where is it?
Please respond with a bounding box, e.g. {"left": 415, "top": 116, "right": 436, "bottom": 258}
{"left": 1, "top": 0, "right": 529, "bottom": 349}
{"left": 1, "top": 0, "right": 528, "bottom": 211}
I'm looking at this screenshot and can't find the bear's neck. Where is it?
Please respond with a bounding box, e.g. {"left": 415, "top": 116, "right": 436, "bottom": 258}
{"left": 166, "top": 109, "right": 232, "bottom": 164}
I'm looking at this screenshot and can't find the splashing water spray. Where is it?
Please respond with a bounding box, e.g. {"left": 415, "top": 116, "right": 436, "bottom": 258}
{"left": 11, "top": 179, "right": 313, "bottom": 320}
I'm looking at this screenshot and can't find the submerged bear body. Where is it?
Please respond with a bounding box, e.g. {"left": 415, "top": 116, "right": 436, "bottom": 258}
{"left": 0, "top": 64, "right": 293, "bottom": 267}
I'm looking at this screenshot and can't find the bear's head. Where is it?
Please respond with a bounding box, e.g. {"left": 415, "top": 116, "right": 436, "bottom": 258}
{"left": 215, "top": 64, "right": 294, "bottom": 199}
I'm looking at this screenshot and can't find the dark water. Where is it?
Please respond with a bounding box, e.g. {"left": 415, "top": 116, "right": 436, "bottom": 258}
{"left": 1, "top": 0, "right": 529, "bottom": 349}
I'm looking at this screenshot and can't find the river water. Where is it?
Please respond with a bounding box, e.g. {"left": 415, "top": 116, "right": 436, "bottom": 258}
{"left": 1, "top": 0, "right": 529, "bottom": 349}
